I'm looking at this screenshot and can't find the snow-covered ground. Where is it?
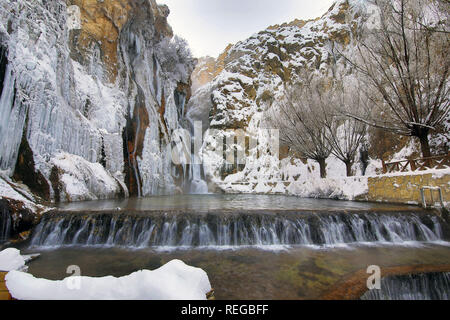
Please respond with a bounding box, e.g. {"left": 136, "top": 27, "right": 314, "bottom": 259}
{"left": 5, "top": 259, "right": 212, "bottom": 300}
{"left": 217, "top": 175, "right": 369, "bottom": 201}
{"left": 216, "top": 158, "right": 449, "bottom": 201}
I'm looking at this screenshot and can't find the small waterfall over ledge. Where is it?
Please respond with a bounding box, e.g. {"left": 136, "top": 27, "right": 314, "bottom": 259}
{"left": 361, "top": 272, "right": 450, "bottom": 300}
{"left": 0, "top": 205, "right": 11, "bottom": 243}
{"left": 29, "top": 210, "right": 449, "bottom": 249}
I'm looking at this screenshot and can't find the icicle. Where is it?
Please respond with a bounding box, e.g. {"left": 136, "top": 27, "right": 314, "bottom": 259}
{"left": 0, "top": 63, "right": 24, "bottom": 172}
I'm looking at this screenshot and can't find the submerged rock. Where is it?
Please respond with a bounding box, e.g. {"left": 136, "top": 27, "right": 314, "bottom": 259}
{"left": 0, "top": 198, "right": 37, "bottom": 243}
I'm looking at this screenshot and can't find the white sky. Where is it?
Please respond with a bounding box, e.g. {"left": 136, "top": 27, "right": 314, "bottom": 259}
{"left": 157, "top": 0, "right": 336, "bottom": 58}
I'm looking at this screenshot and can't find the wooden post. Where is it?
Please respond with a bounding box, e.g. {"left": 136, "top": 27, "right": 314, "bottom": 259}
{"left": 410, "top": 160, "right": 416, "bottom": 171}
{"left": 382, "top": 160, "right": 387, "bottom": 174}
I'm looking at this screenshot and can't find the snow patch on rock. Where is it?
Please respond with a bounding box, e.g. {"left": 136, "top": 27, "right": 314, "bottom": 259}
{"left": 0, "top": 174, "right": 42, "bottom": 212}
{"left": 50, "top": 153, "right": 125, "bottom": 202}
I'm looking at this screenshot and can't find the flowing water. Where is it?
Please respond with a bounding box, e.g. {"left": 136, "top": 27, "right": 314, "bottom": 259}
{"left": 185, "top": 102, "right": 207, "bottom": 195}
{"left": 54, "top": 194, "right": 422, "bottom": 211}
{"left": 361, "top": 272, "right": 450, "bottom": 300}
{"left": 19, "top": 245, "right": 450, "bottom": 299}
{"left": 0, "top": 204, "right": 11, "bottom": 244}
{"left": 14, "top": 195, "right": 450, "bottom": 299}
{"left": 29, "top": 209, "right": 447, "bottom": 248}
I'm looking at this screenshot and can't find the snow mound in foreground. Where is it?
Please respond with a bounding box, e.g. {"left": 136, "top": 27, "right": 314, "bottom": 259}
{"left": 0, "top": 248, "right": 27, "bottom": 272}
{"left": 6, "top": 259, "right": 212, "bottom": 300}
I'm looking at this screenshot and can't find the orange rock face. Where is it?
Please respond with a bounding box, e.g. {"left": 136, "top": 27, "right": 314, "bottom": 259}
{"left": 191, "top": 44, "right": 233, "bottom": 92}
{"left": 191, "top": 57, "right": 216, "bottom": 92}
{"left": 67, "top": 0, "right": 173, "bottom": 82}
{"left": 267, "top": 18, "right": 312, "bottom": 30}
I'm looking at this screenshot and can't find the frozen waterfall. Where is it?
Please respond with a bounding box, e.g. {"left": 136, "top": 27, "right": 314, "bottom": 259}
{"left": 183, "top": 105, "right": 209, "bottom": 194}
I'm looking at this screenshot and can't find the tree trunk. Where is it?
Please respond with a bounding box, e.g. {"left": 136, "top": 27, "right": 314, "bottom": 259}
{"left": 317, "top": 158, "right": 327, "bottom": 179}
{"left": 344, "top": 160, "right": 353, "bottom": 177}
{"left": 418, "top": 133, "right": 431, "bottom": 158}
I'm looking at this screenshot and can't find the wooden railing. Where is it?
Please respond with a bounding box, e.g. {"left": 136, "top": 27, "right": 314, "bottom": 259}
{"left": 382, "top": 152, "right": 450, "bottom": 174}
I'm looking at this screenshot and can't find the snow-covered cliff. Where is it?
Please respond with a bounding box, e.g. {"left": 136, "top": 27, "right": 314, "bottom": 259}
{"left": 188, "top": 0, "right": 380, "bottom": 193}
{"left": 189, "top": 0, "right": 449, "bottom": 196}
{"left": 0, "top": 0, "right": 195, "bottom": 203}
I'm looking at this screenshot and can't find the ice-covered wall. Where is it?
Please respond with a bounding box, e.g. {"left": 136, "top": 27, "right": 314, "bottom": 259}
{"left": 0, "top": 0, "right": 195, "bottom": 201}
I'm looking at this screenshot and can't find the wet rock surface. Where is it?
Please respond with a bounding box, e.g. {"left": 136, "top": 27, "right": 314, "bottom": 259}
{"left": 0, "top": 198, "right": 38, "bottom": 243}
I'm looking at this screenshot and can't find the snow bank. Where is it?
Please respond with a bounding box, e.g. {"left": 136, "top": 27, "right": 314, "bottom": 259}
{"left": 218, "top": 176, "right": 368, "bottom": 201}
{"left": 286, "top": 176, "right": 368, "bottom": 200}
{"left": 215, "top": 153, "right": 372, "bottom": 200}
{"left": 6, "top": 260, "right": 212, "bottom": 300}
{"left": 0, "top": 248, "right": 26, "bottom": 272}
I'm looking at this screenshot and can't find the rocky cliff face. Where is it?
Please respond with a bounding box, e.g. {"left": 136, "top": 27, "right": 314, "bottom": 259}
{"left": 191, "top": 44, "right": 233, "bottom": 93}
{"left": 191, "top": 0, "right": 372, "bottom": 131}
{"left": 188, "top": 0, "right": 378, "bottom": 188}
{"left": 0, "top": 0, "right": 195, "bottom": 202}
{"left": 190, "top": 0, "right": 448, "bottom": 193}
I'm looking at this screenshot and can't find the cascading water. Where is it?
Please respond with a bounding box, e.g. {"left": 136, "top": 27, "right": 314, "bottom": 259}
{"left": 183, "top": 106, "right": 208, "bottom": 194}
{"left": 29, "top": 211, "right": 448, "bottom": 249}
{"left": 0, "top": 205, "right": 11, "bottom": 243}
{"left": 361, "top": 272, "right": 450, "bottom": 300}
{"left": 189, "top": 153, "right": 208, "bottom": 194}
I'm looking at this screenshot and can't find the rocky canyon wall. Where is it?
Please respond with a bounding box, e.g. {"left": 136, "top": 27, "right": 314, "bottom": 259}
{"left": 0, "top": 0, "right": 195, "bottom": 202}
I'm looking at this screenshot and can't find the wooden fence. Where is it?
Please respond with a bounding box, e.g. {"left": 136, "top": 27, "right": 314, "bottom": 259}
{"left": 382, "top": 152, "right": 450, "bottom": 174}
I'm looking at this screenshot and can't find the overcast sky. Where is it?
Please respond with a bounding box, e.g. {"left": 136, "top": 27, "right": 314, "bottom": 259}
{"left": 157, "top": 0, "right": 336, "bottom": 58}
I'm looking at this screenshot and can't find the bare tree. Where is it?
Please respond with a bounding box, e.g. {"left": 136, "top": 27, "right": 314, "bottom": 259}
{"left": 269, "top": 74, "right": 334, "bottom": 178}
{"left": 344, "top": 0, "right": 449, "bottom": 157}
{"left": 323, "top": 78, "right": 369, "bottom": 176}
{"left": 156, "top": 35, "right": 196, "bottom": 83}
